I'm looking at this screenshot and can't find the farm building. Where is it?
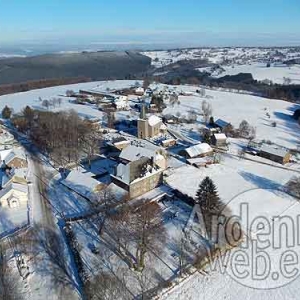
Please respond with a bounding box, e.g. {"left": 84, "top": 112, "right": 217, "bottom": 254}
{"left": 259, "top": 145, "right": 291, "bottom": 164}
{"left": 179, "top": 143, "right": 213, "bottom": 159}
{"left": 211, "top": 133, "right": 227, "bottom": 147}
{"left": 214, "top": 119, "right": 232, "bottom": 132}
{"left": 161, "top": 139, "right": 176, "bottom": 148}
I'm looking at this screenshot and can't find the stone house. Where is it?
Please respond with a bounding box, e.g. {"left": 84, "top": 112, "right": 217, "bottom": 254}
{"left": 111, "top": 156, "right": 163, "bottom": 199}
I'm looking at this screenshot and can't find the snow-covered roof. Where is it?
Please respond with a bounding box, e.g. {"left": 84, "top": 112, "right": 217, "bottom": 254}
{"left": 0, "top": 131, "right": 14, "bottom": 145}
{"left": 260, "top": 145, "right": 289, "bottom": 158}
{"left": 160, "top": 123, "right": 167, "bottom": 130}
{"left": 61, "top": 170, "right": 102, "bottom": 199}
{"left": 119, "top": 145, "right": 156, "bottom": 162}
{"left": 2, "top": 148, "right": 26, "bottom": 164}
{"left": 0, "top": 182, "right": 28, "bottom": 199}
{"left": 148, "top": 115, "right": 162, "bottom": 127}
{"left": 213, "top": 133, "right": 227, "bottom": 140}
{"left": 215, "top": 119, "right": 231, "bottom": 128}
{"left": 185, "top": 143, "right": 213, "bottom": 158}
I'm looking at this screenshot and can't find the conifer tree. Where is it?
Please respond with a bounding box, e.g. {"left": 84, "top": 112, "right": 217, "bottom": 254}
{"left": 1, "top": 106, "right": 12, "bottom": 119}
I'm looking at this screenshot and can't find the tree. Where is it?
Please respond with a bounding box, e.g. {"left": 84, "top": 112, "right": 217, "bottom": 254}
{"left": 285, "top": 177, "right": 300, "bottom": 198}
{"left": 201, "top": 100, "right": 213, "bottom": 124}
{"left": 151, "top": 94, "right": 165, "bottom": 112}
{"left": 84, "top": 271, "right": 129, "bottom": 300}
{"left": 0, "top": 243, "right": 23, "bottom": 300}
{"left": 142, "top": 78, "right": 151, "bottom": 89}
{"left": 42, "top": 99, "right": 50, "bottom": 110}
{"left": 283, "top": 77, "right": 292, "bottom": 85}
{"left": 293, "top": 109, "right": 300, "bottom": 121}
{"left": 237, "top": 148, "right": 246, "bottom": 160}
{"left": 195, "top": 177, "right": 222, "bottom": 238}
{"left": 169, "top": 94, "right": 179, "bottom": 107}
{"left": 101, "top": 202, "right": 166, "bottom": 272}
{"left": 66, "top": 90, "right": 75, "bottom": 97}
{"left": 239, "top": 120, "right": 251, "bottom": 138}
{"left": 22, "top": 105, "right": 34, "bottom": 124}
{"left": 2, "top": 105, "right": 12, "bottom": 119}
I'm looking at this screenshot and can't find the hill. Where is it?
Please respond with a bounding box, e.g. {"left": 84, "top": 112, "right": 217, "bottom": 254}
{"left": 0, "top": 51, "right": 151, "bottom": 85}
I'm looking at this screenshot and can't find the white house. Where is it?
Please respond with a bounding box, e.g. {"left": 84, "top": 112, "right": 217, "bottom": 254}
{"left": 0, "top": 183, "right": 28, "bottom": 209}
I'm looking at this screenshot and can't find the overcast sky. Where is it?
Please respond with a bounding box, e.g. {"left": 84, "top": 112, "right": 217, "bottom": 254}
{"left": 0, "top": 0, "right": 300, "bottom": 47}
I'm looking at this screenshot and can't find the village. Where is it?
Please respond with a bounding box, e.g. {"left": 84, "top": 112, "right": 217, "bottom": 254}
{"left": 0, "top": 78, "right": 299, "bottom": 299}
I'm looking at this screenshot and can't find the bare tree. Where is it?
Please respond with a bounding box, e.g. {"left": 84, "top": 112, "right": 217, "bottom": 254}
{"left": 42, "top": 99, "right": 50, "bottom": 110}
{"left": 85, "top": 270, "right": 130, "bottom": 300}
{"left": 0, "top": 243, "right": 23, "bottom": 300}
{"left": 283, "top": 77, "right": 292, "bottom": 85}
{"left": 66, "top": 90, "right": 75, "bottom": 97}
{"left": 201, "top": 100, "right": 213, "bottom": 123}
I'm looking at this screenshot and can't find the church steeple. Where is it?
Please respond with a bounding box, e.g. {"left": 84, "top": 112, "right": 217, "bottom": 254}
{"left": 140, "top": 102, "right": 146, "bottom": 119}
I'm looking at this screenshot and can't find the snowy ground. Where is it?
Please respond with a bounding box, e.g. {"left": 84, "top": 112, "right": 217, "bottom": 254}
{"left": 159, "top": 83, "right": 300, "bottom": 149}
{"left": 0, "top": 80, "right": 139, "bottom": 119}
{"left": 73, "top": 198, "right": 206, "bottom": 298}
{"left": 213, "top": 63, "right": 300, "bottom": 84}
{"left": 166, "top": 144, "right": 299, "bottom": 203}
{"left": 143, "top": 47, "right": 300, "bottom": 68}
{"left": 0, "top": 202, "right": 28, "bottom": 237}
{"left": 143, "top": 47, "right": 300, "bottom": 85}
{"left": 160, "top": 189, "right": 300, "bottom": 300}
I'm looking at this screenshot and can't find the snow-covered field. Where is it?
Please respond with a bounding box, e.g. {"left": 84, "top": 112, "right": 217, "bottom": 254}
{"left": 161, "top": 84, "right": 300, "bottom": 149}
{"left": 143, "top": 47, "right": 300, "bottom": 85}
{"left": 161, "top": 189, "right": 300, "bottom": 300}
{"left": 213, "top": 63, "right": 300, "bottom": 84}
{"left": 0, "top": 80, "right": 139, "bottom": 119}
{"left": 1, "top": 79, "right": 300, "bottom": 299}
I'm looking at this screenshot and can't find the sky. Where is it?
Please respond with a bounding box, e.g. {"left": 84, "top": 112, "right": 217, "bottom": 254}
{"left": 0, "top": 0, "right": 300, "bottom": 48}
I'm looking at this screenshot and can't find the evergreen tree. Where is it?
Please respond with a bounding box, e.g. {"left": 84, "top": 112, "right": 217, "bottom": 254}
{"left": 195, "top": 177, "right": 222, "bottom": 239}
{"left": 1, "top": 106, "right": 12, "bottom": 119}
{"left": 22, "top": 105, "right": 34, "bottom": 124}
{"left": 195, "top": 177, "right": 220, "bottom": 210}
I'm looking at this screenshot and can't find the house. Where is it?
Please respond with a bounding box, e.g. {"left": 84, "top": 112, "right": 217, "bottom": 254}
{"left": 107, "top": 137, "right": 130, "bottom": 151}
{"left": 161, "top": 139, "right": 176, "bottom": 148}
{"left": 187, "top": 157, "right": 215, "bottom": 168}
{"left": 0, "top": 183, "right": 28, "bottom": 209}
{"left": 214, "top": 119, "right": 232, "bottom": 132}
{"left": 135, "top": 87, "right": 145, "bottom": 96}
{"left": 180, "top": 143, "right": 213, "bottom": 159}
{"left": 111, "top": 156, "right": 164, "bottom": 199}
{"left": 119, "top": 145, "right": 167, "bottom": 170}
{"left": 259, "top": 145, "right": 291, "bottom": 164}
{"left": 211, "top": 133, "right": 227, "bottom": 147}
{"left": 113, "top": 96, "right": 129, "bottom": 110}
{"left": 0, "top": 130, "right": 14, "bottom": 147}
{"left": 61, "top": 170, "right": 105, "bottom": 201}
{"left": 2, "top": 148, "right": 28, "bottom": 169}
{"left": 1, "top": 168, "right": 28, "bottom": 189}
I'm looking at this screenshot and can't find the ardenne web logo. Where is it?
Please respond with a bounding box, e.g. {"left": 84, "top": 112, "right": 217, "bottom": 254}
{"left": 197, "top": 188, "right": 300, "bottom": 289}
